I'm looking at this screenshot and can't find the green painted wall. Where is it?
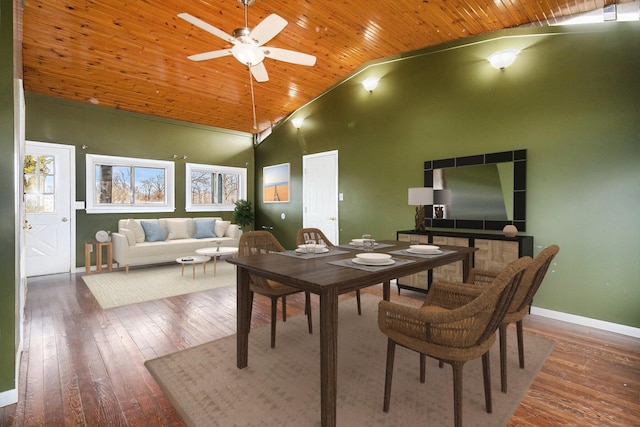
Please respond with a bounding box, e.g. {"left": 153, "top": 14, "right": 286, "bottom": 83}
{"left": 0, "top": 0, "right": 17, "bottom": 395}
{"left": 254, "top": 23, "right": 640, "bottom": 328}
{"left": 24, "top": 94, "right": 255, "bottom": 267}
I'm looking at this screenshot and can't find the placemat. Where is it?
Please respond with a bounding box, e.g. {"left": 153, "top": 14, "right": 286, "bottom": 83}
{"left": 327, "top": 257, "right": 415, "bottom": 272}
{"left": 275, "top": 248, "right": 351, "bottom": 259}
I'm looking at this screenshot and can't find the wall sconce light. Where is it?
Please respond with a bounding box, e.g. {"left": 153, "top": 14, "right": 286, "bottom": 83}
{"left": 362, "top": 77, "right": 380, "bottom": 92}
{"left": 408, "top": 187, "right": 433, "bottom": 232}
{"left": 291, "top": 117, "right": 304, "bottom": 129}
{"left": 488, "top": 49, "right": 520, "bottom": 70}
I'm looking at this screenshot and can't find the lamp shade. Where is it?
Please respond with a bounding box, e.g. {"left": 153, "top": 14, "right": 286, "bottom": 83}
{"left": 408, "top": 187, "right": 433, "bottom": 205}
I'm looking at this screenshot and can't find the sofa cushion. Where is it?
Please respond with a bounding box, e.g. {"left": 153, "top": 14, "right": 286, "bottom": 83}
{"left": 214, "top": 220, "right": 231, "bottom": 237}
{"left": 126, "top": 219, "right": 146, "bottom": 243}
{"left": 141, "top": 220, "right": 166, "bottom": 242}
{"left": 166, "top": 218, "right": 190, "bottom": 240}
{"left": 193, "top": 219, "right": 216, "bottom": 239}
{"left": 120, "top": 228, "right": 136, "bottom": 246}
{"left": 225, "top": 224, "right": 239, "bottom": 238}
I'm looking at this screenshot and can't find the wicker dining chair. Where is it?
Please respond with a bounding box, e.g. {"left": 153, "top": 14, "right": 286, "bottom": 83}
{"left": 378, "top": 256, "right": 532, "bottom": 427}
{"left": 296, "top": 227, "right": 362, "bottom": 315}
{"left": 466, "top": 244, "right": 560, "bottom": 392}
{"left": 238, "top": 230, "right": 312, "bottom": 348}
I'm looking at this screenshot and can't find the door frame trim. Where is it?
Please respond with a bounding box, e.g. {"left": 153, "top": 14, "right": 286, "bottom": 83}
{"left": 25, "top": 140, "right": 77, "bottom": 275}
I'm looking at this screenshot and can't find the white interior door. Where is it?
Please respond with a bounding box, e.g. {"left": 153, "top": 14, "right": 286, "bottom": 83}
{"left": 24, "top": 141, "right": 74, "bottom": 277}
{"left": 303, "top": 150, "right": 339, "bottom": 243}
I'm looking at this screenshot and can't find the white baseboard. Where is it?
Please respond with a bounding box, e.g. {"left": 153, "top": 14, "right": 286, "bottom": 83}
{"left": 1, "top": 333, "right": 23, "bottom": 407}
{"left": 0, "top": 387, "right": 18, "bottom": 407}
{"left": 531, "top": 306, "right": 640, "bottom": 338}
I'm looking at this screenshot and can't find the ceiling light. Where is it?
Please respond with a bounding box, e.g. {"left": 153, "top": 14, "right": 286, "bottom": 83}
{"left": 488, "top": 49, "right": 520, "bottom": 70}
{"left": 232, "top": 43, "right": 265, "bottom": 66}
{"left": 362, "top": 77, "right": 380, "bottom": 92}
{"left": 291, "top": 117, "right": 304, "bottom": 129}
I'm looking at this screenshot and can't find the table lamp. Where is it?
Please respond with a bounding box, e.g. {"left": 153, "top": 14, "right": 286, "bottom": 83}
{"left": 408, "top": 187, "right": 433, "bottom": 232}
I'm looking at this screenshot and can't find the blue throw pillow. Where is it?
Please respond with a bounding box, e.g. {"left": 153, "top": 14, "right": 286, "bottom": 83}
{"left": 193, "top": 219, "right": 216, "bottom": 239}
{"left": 140, "top": 221, "right": 166, "bottom": 242}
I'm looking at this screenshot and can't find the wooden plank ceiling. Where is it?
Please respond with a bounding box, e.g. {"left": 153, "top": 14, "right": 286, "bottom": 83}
{"left": 21, "top": 0, "right": 613, "bottom": 134}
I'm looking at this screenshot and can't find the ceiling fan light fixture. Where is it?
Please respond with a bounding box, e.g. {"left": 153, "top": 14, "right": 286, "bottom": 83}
{"left": 488, "top": 49, "right": 520, "bottom": 70}
{"left": 232, "top": 43, "right": 265, "bottom": 65}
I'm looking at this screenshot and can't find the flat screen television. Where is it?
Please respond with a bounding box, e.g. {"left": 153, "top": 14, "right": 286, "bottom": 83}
{"left": 423, "top": 150, "right": 526, "bottom": 232}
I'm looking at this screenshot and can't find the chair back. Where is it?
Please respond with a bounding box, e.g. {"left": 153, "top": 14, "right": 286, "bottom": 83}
{"left": 419, "top": 256, "right": 532, "bottom": 348}
{"left": 238, "top": 230, "right": 285, "bottom": 257}
{"left": 237, "top": 231, "right": 287, "bottom": 292}
{"left": 476, "top": 256, "right": 532, "bottom": 343}
{"left": 296, "top": 228, "right": 334, "bottom": 247}
{"left": 507, "top": 244, "right": 560, "bottom": 315}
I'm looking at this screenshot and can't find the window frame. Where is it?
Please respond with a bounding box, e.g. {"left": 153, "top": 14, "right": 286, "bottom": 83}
{"left": 85, "top": 154, "right": 175, "bottom": 214}
{"left": 185, "top": 162, "right": 247, "bottom": 212}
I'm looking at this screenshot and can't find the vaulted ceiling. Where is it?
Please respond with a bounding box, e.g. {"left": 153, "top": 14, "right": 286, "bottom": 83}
{"left": 21, "top": 0, "right": 617, "bottom": 134}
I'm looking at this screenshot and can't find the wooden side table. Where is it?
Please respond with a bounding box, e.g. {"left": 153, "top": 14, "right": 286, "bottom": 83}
{"left": 85, "top": 241, "right": 113, "bottom": 274}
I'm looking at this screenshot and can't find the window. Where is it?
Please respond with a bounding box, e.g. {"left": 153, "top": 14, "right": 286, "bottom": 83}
{"left": 86, "top": 154, "right": 175, "bottom": 213}
{"left": 186, "top": 163, "right": 247, "bottom": 212}
{"left": 24, "top": 154, "right": 55, "bottom": 213}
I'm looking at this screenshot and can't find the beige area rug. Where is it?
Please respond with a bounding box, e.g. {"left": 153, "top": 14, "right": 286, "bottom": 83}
{"left": 81, "top": 261, "right": 236, "bottom": 309}
{"left": 145, "top": 294, "right": 555, "bottom": 426}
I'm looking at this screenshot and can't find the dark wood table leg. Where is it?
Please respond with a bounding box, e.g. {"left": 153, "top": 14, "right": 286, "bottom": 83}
{"left": 320, "top": 287, "right": 338, "bottom": 427}
{"left": 383, "top": 280, "right": 391, "bottom": 301}
{"left": 237, "top": 267, "right": 251, "bottom": 369}
{"left": 462, "top": 252, "right": 473, "bottom": 282}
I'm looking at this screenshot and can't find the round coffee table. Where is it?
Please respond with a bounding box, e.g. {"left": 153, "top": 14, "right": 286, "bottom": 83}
{"left": 176, "top": 255, "right": 211, "bottom": 279}
{"left": 195, "top": 246, "right": 238, "bottom": 276}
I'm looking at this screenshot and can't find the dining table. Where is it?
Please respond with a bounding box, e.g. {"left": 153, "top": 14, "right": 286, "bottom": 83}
{"left": 226, "top": 239, "right": 476, "bottom": 427}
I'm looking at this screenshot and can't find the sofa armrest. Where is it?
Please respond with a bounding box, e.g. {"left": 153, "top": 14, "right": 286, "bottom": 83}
{"left": 111, "top": 232, "right": 131, "bottom": 264}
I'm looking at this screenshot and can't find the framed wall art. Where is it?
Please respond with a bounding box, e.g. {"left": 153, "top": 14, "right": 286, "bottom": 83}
{"left": 263, "top": 163, "right": 290, "bottom": 203}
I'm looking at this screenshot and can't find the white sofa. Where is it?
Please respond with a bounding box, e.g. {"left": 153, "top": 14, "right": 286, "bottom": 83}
{"left": 112, "top": 217, "right": 241, "bottom": 272}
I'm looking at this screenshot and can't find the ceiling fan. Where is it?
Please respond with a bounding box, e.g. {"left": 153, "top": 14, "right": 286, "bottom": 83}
{"left": 178, "top": 0, "right": 317, "bottom": 83}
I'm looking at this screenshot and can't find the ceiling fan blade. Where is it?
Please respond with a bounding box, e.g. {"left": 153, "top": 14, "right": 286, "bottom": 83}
{"left": 187, "top": 49, "right": 232, "bottom": 62}
{"left": 249, "top": 14, "right": 287, "bottom": 46}
{"left": 250, "top": 62, "right": 269, "bottom": 82}
{"left": 178, "top": 13, "right": 235, "bottom": 44}
{"left": 263, "top": 47, "right": 317, "bottom": 66}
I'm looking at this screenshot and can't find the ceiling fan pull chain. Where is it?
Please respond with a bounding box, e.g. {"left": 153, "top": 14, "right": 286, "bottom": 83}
{"left": 249, "top": 67, "right": 258, "bottom": 130}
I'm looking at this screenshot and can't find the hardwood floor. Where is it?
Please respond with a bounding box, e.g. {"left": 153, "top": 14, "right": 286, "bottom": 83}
{"left": 1, "top": 269, "right": 639, "bottom": 426}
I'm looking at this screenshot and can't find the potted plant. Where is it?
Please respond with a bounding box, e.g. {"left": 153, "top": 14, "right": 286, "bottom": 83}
{"left": 233, "top": 199, "right": 255, "bottom": 230}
